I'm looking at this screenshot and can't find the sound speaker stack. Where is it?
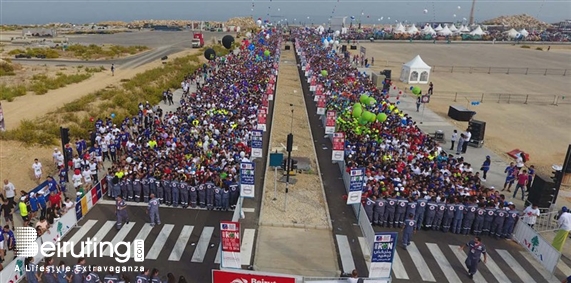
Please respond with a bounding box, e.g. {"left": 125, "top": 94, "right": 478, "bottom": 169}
{"left": 447, "top": 106, "right": 476, "bottom": 122}
{"left": 285, "top": 45, "right": 290, "bottom": 50}
{"left": 468, "top": 120, "right": 486, "bottom": 148}
{"left": 525, "top": 173, "right": 557, "bottom": 208}
{"left": 350, "top": 45, "right": 357, "bottom": 50}
{"left": 341, "top": 45, "right": 347, "bottom": 52}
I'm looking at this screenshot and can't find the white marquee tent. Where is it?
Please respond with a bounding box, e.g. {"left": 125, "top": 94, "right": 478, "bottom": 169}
{"left": 407, "top": 24, "right": 419, "bottom": 34}
{"left": 439, "top": 25, "right": 453, "bottom": 36}
{"left": 506, "top": 28, "right": 520, "bottom": 38}
{"left": 519, "top": 28, "right": 529, "bottom": 37}
{"left": 393, "top": 23, "right": 406, "bottom": 34}
{"left": 434, "top": 24, "right": 443, "bottom": 31}
{"left": 460, "top": 25, "right": 471, "bottom": 33}
{"left": 470, "top": 26, "right": 485, "bottom": 36}
{"left": 400, "top": 55, "right": 431, "bottom": 84}
{"left": 449, "top": 24, "right": 458, "bottom": 32}
{"left": 423, "top": 25, "right": 436, "bottom": 35}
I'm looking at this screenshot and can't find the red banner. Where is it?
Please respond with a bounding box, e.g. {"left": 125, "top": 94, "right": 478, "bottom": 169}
{"left": 262, "top": 95, "right": 269, "bottom": 107}
{"left": 220, "top": 221, "right": 240, "bottom": 252}
{"left": 310, "top": 76, "right": 316, "bottom": 87}
{"left": 315, "top": 84, "right": 323, "bottom": 95}
{"left": 332, "top": 132, "right": 345, "bottom": 151}
{"left": 317, "top": 95, "right": 326, "bottom": 108}
{"left": 212, "top": 270, "right": 296, "bottom": 283}
{"left": 257, "top": 108, "right": 267, "bottom": 125}
{"left": 326, "top": 111, "right": 336, "bottom": 127}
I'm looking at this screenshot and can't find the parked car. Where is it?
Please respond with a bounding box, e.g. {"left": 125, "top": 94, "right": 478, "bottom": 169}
{"left": 36, "top": 54, "right": 46, "bottom": 59}
{"left": 15, "top": 54, "right": 31, "bottom": 59}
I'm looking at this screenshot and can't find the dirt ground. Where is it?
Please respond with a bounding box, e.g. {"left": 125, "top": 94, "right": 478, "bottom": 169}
{"left": 353, "top": 43, "right": 571, "bottom": 175}
{"left": 0, "top": 62, "right": 102, "bottom": 88}
{"left": 259, "top": 46, "right": 330, "bottom": 229}
{"left": 0, "top": 48, "right": 199, "bottom": 192}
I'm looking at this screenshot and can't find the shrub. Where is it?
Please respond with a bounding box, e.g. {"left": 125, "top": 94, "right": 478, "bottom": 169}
{"left": 0, "top": 62, "right": 15, "bottom": 76}
{"left": 29, "top": 73, "right": 92, "bottom": 94}
{"left": 0, "top": 84, "right": 27, "bottom": 101}
{"left": 536, "top": 47, "right": 543, "bottom": 51}
{"left": 521, "top": 45, "right": 531, "bottom": 49}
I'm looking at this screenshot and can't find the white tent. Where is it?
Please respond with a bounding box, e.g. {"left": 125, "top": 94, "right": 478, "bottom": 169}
{"left": 519, "top": 28, "right": 529, "bottom": 37}
{"left": 400, "top": 55, "right": 431, "bottom": 84}
{"left": 439, "top": 25, "right": 453, "bottom": 36}
{"left": 449, "top": 24, "right": 458, "bottom": 32}
{"left": 470, "top": 26, "right": 485, "bottom": 36}
{"left": 460, "top": 25, "right": 470, "bottom": 32}
{"left": 423, "top": 25, "right": 436, "bottom": 35}
{"left": 407, "top": 24, "right": 419, "bottom": 34}
{"left": 434, "top": 24, "right": 443, "bottom": 31}
{"left": 506, "top": 28, "right": 520, "bottom": 38}
{"left": 393, "top": 23, "right": 406, "bottom": 34}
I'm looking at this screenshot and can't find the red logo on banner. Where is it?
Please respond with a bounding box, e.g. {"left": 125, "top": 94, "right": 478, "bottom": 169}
{"left": 220, "top": 221, "right": 240, "bottom": 253}
{"left": 326, "top": 111, "right": 336, "bottom": 127}
{"left": 212, "top": 270, "right": 296, "bottom": 283}
{"left": 257, "top": 108, "right": 267, "bottom": 125}
{"left": 317, "top": 96, "right": 326, "bottom": 108}
{"left": 332, "top": 132, "right": 345, "bottom": 151}
{"left": 315, "top": 84, "right": 323, "bottom": 95}
{"left": 262, "top": 95, "right": 269, "bottom": 107}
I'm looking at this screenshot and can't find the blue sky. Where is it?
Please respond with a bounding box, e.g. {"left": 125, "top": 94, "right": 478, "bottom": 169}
{"left": 1, "top": 0, "right": 569, "bottom": 25}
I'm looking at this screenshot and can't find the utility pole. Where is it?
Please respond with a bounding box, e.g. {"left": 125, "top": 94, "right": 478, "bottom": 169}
{"left": 469, "top": 0, "right": 477, "bottom": 26}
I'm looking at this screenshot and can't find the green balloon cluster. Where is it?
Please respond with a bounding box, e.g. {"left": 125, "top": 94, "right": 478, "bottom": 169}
{"left": 350, "top": 102, "right": 388, "bottom": 127}
{"left": 264, "top": 50, "right": 270, "bottom": 57}
{"left": 321, "top": 70, "right": 328, "bottom": 77}
{"left": 359, "top": 94, "right": 377, "bottom": 106}
{"left": 412, "top": 86, "right": 422, "bottom": 96}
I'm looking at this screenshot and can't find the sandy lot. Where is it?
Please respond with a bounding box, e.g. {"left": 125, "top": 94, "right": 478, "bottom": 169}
{"left": 354, "top": 43, "right": 571, "bottom": 175}
{"left": 0, "top": 48, "right": 199, "bottom": 192}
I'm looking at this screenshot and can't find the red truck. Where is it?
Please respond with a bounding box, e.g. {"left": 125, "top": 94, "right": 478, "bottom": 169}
{"left": 192, "top": 32, "right": 204, "bottom": 48}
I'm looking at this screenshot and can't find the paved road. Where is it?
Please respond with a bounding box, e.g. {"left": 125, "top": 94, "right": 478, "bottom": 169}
{"left": 57, "top": 203, "right": 241, "bottom": 283}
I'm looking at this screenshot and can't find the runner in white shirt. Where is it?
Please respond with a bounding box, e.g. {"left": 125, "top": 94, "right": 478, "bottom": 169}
{"left": 56, "top": 152, "right": 64, "bottom": 168}
{"left": 72, "top": 170, "right": 83, "bottom": 189}
{"left": 73, "top": 156, "right": 82, "bottom": 170}
{"left": 82, "top": 168, "right": 93, "bottom": 188}
{"left": 32, "top": 159, "right": 43, "bottom": 183}
{"left": 52, "top": 148, "right": 59, "bottom": 166}
{"left": 522, "top": 204, "right": 541, "bottom": 228}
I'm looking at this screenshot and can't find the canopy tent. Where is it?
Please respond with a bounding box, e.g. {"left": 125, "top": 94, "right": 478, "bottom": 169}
{"left": 470, "top": 26, "right": 485, "bottom": 36}
{"left": 519, "top": 28, "right": 529, "bottom": 37}
{"left": 423, "top": 25, "right": 436, "bottom": 35}
{"left": 393, "top": 23, "right": 406, "bottom": 34}
{"left": 460, "top": 25, "right": 470, "bottom": 33}
{"left": 438, "top": 25, "right": 453, "bottom": 36}
{"left": 434, "top": 24, "right": 443, "bottom": 31}
{"left": 449, "top": 24, "right": 458, "bottom": 32}
{"left": 400, "top": 55, "right": 431, "bottom": 84}
{"left": 506, "top": 28, "right": 520, "bottom": 38}
{"left": 407, "top": 24, "right": 419, "bottom": 34}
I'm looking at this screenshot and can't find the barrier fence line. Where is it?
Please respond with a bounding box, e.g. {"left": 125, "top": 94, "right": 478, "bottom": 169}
{"left": 432, "top": 66, "right": 569, "bottom": 76}
{"left": 0, "top": 177, "right": 106, "bottom": 283}
{"left": 512, "top": 220, "right": 561, "bottom": 276}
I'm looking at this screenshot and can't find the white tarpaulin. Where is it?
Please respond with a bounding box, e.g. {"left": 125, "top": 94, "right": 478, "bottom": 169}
{"left": 449, "top": 24, "right": 458, "bottom": 32}
{"left": 407, "top": 24, "right": 419, "bottom": 34}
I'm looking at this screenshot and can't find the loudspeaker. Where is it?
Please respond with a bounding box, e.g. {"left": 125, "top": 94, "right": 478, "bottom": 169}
{"left": 469, "top": 120, "right": 486, "bottom": 141}
{"left": 341, "top": 45, "right": 347, "bottom": 52}
{"left": 286, "top": 134, "right": 294, "bottom": 152}
{"left": 161, "top": 56, "right": 168, "bottom": 60}
{"left": 381, "top": 69, "right": 392, "bottom": 79}
{"left": 525, "top": 174, "right": 557, "bottom": 208}
{"left": 350, "top": 45, "right": 357, "bottom": 50}
{"left": 563, "top": 144, "right": 571, "bottom": 174}
{"left": 448, "top": 106, "right": 476, "bottom": 122}
{"left": 285, "top": 45, "right": 290, "bottom": 50}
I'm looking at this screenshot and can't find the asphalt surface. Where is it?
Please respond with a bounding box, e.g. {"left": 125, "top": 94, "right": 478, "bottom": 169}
{"left": 294, "top": 45, "right": 369, "bottom": 277}
{"left": 55, "top": 203, "right": 233, "bottom": 283}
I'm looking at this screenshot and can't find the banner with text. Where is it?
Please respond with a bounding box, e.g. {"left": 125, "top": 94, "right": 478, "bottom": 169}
{"left": 316, "top": 96, "right": 326, "bottom": 115}
{"left": 332, "top": 132, "right": 345, "bottom": 162}
{"left": 325, "top": 111, "right": 336, "bottom": 135}
{"left": 347, "top": 168, "right": 364, "bottom": 205}
{"left": 212, "top": 270, "right": 296, "bottom": 283}
{"left": 220, "top": 221, "right": 241, "bottom": 269}
{"left": 257, "top": 108, "right": 267, "bottom": 132}
{"left": 240, "top": 162, "right": 255, "bottom": 198}
{"left": 370, "top": 232, "right": 397, "bottom": 278}
{"left": 251, "top": 130, "right": 263, "bottom": 159}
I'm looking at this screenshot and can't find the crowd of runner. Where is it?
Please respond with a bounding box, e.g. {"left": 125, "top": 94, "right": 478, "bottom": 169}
{"left": 292, "top": 28, "right": 538, "bottom": 238}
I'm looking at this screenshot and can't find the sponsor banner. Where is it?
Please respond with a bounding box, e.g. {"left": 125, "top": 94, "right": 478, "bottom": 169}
{"left": 315, "top": 84, "right": 323, "bottom": 96}
{"left": 332, "top": 132, "right": 345, "bottom": 161}
{"left": 220, "top": 221, "right": 241, "bottom": 269}
{"left": 40, "top": 209, "right": 76, "bottom": 244}
{"left": 310, "top": 76, "right": 317, "bottom": 92}
{"left": 75, "top": 178, "right": 105, "bottom": 221}
{"left": 239, "top": 162, "right": 255, "bottom": 198}
{"left": 267, "top": 84, "right": 274, "bottom": 101}
{"left": 513, "top": 221, "right": 560, "bottom": 273}
{"left": 257, "top": 108, "right": 267, "bottom": 132}
{"left": 251, "top": 130, "right": 263, "bottom": 159}
{"left": 261, "top": 95, "right": 269, "bottom": 108}
{"left": 370, "top": 232, "right": 398, "bottom": 278}
{"left": 325, "top": 111, "right": 336, "bottom": 134}
{"left": 212, "top": 270, "right": 296, "bottom": 283}
{"left": 347, "top": 168, "right": 364, "bottom": 205}
{"left": 317, "top": 96, "right": 326, "bottom": 115}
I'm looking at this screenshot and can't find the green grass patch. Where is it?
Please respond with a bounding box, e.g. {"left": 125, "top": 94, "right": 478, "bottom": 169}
{"left": 536, "top": 47, "right": 543, "bottom": 51}
{"left": 8, "top": 47, "right": 60, "bottom": 58}
{"left": 520, "top": 45, "right": 531, "bottom": 49}
{"left": 66, "top": 44, "right": 148, "bottom": 59}
{"left": 0, "top": 84, "right": 27, "bottom": 101}
{"left": 28, "top": 73, "right": 92, "bottom": 95}
{"left": 2, "top": 50, "right": 205, "bottom": 145}
{"left": 0, "top": 62, "right": 15, "bottom": 76}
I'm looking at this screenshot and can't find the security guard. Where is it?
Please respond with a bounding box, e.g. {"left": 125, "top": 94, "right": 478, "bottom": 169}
{"left": 125, "top": 176, "right": 133, "bottom": 201}
{"left": 229, "top": 179, "right": 240, "bottom": 209}
{"left": 395, "top": 197, "right": 409, "bottom": 228}
{"left": 162, "top": 176, "right": 172, "bottom": 206}
{"left": 415, "top": 198, "right": 428, "bottom": 230}
{"left": 433, "top": 201, "right": 446, "bottom": 231}
{"left": 406, "top": 197, "right": 417, "bottom": 219}
{"left": 141, "top": 175, "right": 151, "bottom": 203}
{"left": 384, "top": 196, "right": 397, "bottom": 228}
{"left": 214, "top": 186, "right": 222, "bottom": 210}
{"left": 189, "top": 184, "right": 198, "bottom": 208}
{"left": 131, "top": 175, "right": 141, "bottom": 202}
{"left": 473, "top": 204, "right": 486, "bottom": 236}
{"left": 149, "top": 175, "right": 157, "bottom": 197}
{"left": 171, "top": 177, "right": 180, "bottom": 207}
{"left": 463, "top": 201, "right": 477, "bottom": 235}
{"left": 452, "top": 199, "right": 465, "bottom": 234}
{"left": 491, "top": 207, "right": 507, "bottom": 239}
{"left": 198, "top": 183, "right": 206, "bottom": 208}
{"left": 179, "top": 178, "right": 189, "bottom": 208}
{"left": 115, "top": 196, "right": 129, "bottom": 230}
{"left": 425, "top": 199, "right": 438, "bottom": 229}
{"left": 133, "top": 175, "right": 142, "bottom": 202}
{"left": 442, "top": 200, "right": 455, "bottom": 233}
{"left": 502, "top": 203, "right": 519, "bottom": 239}
{"left": 154, "top": 175, "right": 163, "bottom": 204}
{"left": 373, "top": 197, "right": 387, "bottom": 227}
{"left": 221, "top": 187, "right": 230, "bottom": 211}
{"left": 119, "top": 177, "right": 128, "bottom": 200}
{"left": 482, "top": 203, "right": 496, "bottom": 236}
{"left": 364, "top": 196, "right": 375, "bottom": 224}
{"left": 206, "top": 180, "right": 215, "bottom": 210}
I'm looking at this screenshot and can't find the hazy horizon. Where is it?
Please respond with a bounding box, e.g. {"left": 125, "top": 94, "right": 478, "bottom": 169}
{"left": 1, "top": 0, "right": 570, "bottom": 25}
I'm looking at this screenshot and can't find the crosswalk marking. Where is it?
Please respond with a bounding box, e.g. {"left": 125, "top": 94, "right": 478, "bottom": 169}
{"left": 146, "top": 224, "right": 174, "bottom": 260}
{"left": 335, "top": 235, "right": 355, "bottom": 273}
{"left": 448, "top": 244, "right": 486, "bottom": 283}
{"left": 191, "top": 226, "right": 214, "bottom": 263}
{"left": 392, "top": 250, "right": 409, "bottom": 280}
{"left": 214, "top": 246, "right": 221, "bottom": 264}
{"left": 103, "top": 223, "right": 135, "bottom": 256}
{"left": 131, "top": 224, "right": 154, "bottom": 257}
{"left": 87, "top": 221, "right": 115, "bottom": 257}
{"left": 408, "top": 242, "right": 436, "bottom": 282}
{"left": 519, "top": 251, "right": 561, "bottom": 283}
{"left": 427, "top": 243, "right": 461, "bottom": 283}
{"left": 168, "top": 226, "right": 194, "bottom": 261}
{"left": 482, "top": 252, "right": 511, "bottom": 283}
{"left": 240, "top": 229, "right": 256, "bottom": 265}
{"left": 557, "top": 259, "right": 571, "bottom": 278}
{"left": 63, "top": 220, "right": 97, "bottom": 254}
{"left": 496, "top": 250, "right": 534, "bottom": 283}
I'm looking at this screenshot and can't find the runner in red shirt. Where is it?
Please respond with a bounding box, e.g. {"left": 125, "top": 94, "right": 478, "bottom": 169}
{"left": 48, "top": 191, "right": 62, "bottom": 210}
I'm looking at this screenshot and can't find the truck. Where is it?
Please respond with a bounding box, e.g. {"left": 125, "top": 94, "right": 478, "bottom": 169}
{"left": 192, "top": 32, "right": 204, "bottom": 48}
